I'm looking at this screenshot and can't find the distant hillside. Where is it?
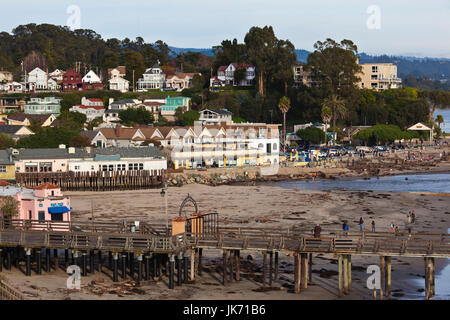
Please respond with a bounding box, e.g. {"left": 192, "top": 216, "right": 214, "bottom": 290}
{"left": 170, "top": 46, "right": 450, "bottom": 80}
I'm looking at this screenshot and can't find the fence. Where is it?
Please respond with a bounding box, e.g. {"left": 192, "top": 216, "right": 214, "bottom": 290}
{"left": 15, "top": 170, "right": 165, "bottom": 191}
{"left": 0, "top": 277, "right": 24, "bottom": 300}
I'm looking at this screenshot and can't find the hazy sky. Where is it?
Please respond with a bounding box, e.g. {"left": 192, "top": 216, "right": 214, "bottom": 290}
{"left": 1, "top": 0, "right": 449, "bottom": 58}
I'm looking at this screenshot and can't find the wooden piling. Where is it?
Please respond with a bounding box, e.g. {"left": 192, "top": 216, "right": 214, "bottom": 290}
{"left": 122, "top": 253, "right": 127, "bottom": 280}
{"left": 25, "top": 248, "right": 31, "bottom": 276}
{"left": 431, "top": 257, "right": 435, "bottom": 297}
{"left": 338, "top": 255, "right": 343, "bottom": 297}
{"left": 386, "top": 256, "right": 391, "bottom": 297}
{"left": 229, "top": 250, "right": 234, "bottom": 283}
{"left": 379, "top": 256, "right": 385, "bottom": 300}
{"left": 301, "top": 253, "right": 308, "bottom": 290}
{"left": 177, "top": 254, "right": 182, "bottom": 286}
{"left": 183, "top": 254, "right": 188, "bottom": 283}
{"left": 223, "top": 250, "right": 228, "bottom": 286}
{"left": 308, "top": 253, "right": 313, "bottom": 285}
{"left": 294, "top": 253, "right": 301, "bottom": 294}
{"left": 112, "top": 253, "right": 118, "bottom": 282}
{"left": 190, "top": 249, "right": 195, "bottom": 281}
{"left": 269, "top": 251, "right": 273, "bottom": 287}
{"left": 45, "top": 248, "right": 51, "bottom": 272}
{"left": 145, "top": 255, "right": 150, "bottom": 281}
{"left": 263, "top": 252, "right": 267, "bottom": 288}
{"left": 235, "top": 250, "right": 240, "bottom": 281}
{"left": 198, "top": 248, "right": 203, "bottom": 275}
{"left": 0, "top": 248, "right": 3, "bottom": 273}
{"left": 425, "top": 257, "right": 430, "bottom": 299}
{"left": 347, "top": 255, "right": 351, "bottom": 292}
{"left": 36, "top": 249, "right": 41, "bottom": 275}
{"left": 90, "top": 250, "right": 95, "bottom": 273}
{"left": 169, "top": 255, "right": 175, "bottom": 289}
{"left": 137, "top": 255, "right": 143, "bottom": 284}
{"left": 274, "top": 251, "right": 279, "bottom": 282}
{"left": 98, "top": 251, "right": 102, "bottom": 273}
{"left": 343, "top": 255, "right": 348, "bottom": 294}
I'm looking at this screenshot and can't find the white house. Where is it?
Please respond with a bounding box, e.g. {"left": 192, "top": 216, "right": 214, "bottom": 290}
{"left": 165, "top": 73, "right": 200, "bottom": 91}
{"left": 26, "top": 67, "right": 48, "bottom": 90}
{"left": 210, "top": 63, "right": 255, "bottom": 87}
{"left": 0, "top": 71, "right": 13, "bottom": 83}
{"left": 70, "top": 97, "right": 105, "bottom": 122}
{"left": 6, "top": 82, "right": 24, "bottom": 92}
{"left": 82, "top": 70, "right": 102, "bottom": 84}
{"left": 47, "top": 78, "right": 58, "bottom": 91}
{"left": 137, "top": 61, "right": 166, "bottom": 90}
{"left": 49, "top": 69, "right": 65, "bottom": 81}
{"left": 109, "top": 74, "right": 129, "bottom": 92}
{"left": 199, "top": 108, "right": 233, "bottom": 125}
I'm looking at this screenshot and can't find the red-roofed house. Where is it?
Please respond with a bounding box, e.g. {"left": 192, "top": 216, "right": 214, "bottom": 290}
{"left": 69, "top": 97, "right": 105, "bottom": 122}
{"left": 210, "top": 63, "right": 255, "bottom": 87}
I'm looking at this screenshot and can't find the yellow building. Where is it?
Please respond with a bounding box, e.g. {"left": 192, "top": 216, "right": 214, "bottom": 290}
{"left": 357, "top": 63, "right": 402, "bottom": 91}
{"left": 0, "top": 150, "right": 16, "bottom": 180}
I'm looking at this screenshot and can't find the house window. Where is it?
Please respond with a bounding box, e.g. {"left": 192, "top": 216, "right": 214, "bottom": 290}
{"left": 0, "top": 165, "right": 6, "bottom": 172}
{"left": 139, "top": 163, "right": 143, "bottom": 170}
{"left": 91, "top": 165, "right": 95, "bottom": 170}
{"left": 28, "top": 210, "right": 32, "bottom": 220}
{"left": 39, "top": 162, "right": 52, "bottom": 172}
{"left": 128, "top": 163, "right": 133, "bottom": 170}
{"left": 102, "top": 165, "right": 108, "bottom": 171}
{"left": 109, "top": 165, "right": 114, "bottom": 171}
{"left": 38, "top": 211, "right": 45, "bottom": 222}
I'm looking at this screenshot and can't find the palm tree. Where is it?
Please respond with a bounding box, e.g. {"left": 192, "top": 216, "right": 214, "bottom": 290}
{"left": 321, "top": 105, "right": 332, "bottom": 145}
{"left": 278, "top": 96, "right": 291, "bottom": 151}
{"left": 321, "top": 94, "right": 346, "bottom": 144}
{"left": 436, "top": 114, "right": 444, "bottom": 129}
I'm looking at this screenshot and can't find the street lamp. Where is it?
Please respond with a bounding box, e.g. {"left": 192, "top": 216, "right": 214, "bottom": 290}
{"left": 160, "top": 183, "right": 168, "bottom": 234}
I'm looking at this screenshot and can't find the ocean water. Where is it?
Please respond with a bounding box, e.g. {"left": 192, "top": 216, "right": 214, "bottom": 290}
{"left": 278, "top": 173, "right": 450, "bottom": 194}
{"left": 434, "top": 109, "right": 450, "bottom": 134}
{"left": 278, "top": 173, "right": 450, "bottom": 300}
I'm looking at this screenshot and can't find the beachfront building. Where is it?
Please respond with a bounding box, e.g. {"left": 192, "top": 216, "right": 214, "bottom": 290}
{"left": 137, "top": 62, "right": 166, "bottom": 91}
{"left": 0, "top": 97, "right": 26, "bottom": 119}
{"left": 357, "top": 63, "right": 402, "bottom": 90}
{"left": 7, "top": 145, "right": 166, "bottom": 174}
{"left": 199, "top": 108, "right": 233, "bottom": 125}
{"left": 210, "top": 63, "right": 255, "bottom": 87}
{"left": 0, "top": 182, "right": 71, "bottom": 222}
{"left": 24, "top": 97, "right": 62, "bottom": 115}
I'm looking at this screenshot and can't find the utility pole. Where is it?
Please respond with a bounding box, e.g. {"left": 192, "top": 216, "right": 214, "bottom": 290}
{"left": 133, "top": 70, "right": 135, "bottom": 92}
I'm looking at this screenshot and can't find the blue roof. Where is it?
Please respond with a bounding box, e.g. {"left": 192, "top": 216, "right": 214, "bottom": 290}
{"left": 48, "top": 206, "right": 71, "bottom": 214}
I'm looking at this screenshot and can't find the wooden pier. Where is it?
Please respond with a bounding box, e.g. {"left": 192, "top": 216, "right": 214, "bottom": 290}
{"left": 15, "top": 170, "right": 165, "bottom": 191}
{"left": 0, "top": 216, "right": 448, "bottom": 300}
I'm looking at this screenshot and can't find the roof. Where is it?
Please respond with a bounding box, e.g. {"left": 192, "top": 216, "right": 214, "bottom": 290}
{"left": 0, "top": 125, "right": 30, "bottom": 135}
{"left": 201, "top": 108, "right": 233, "bottom": 115}
{"left": 217, "top": 66, "right": 227, "bottom": 72}
{"left": 5, "top": 146, "right": 164, "bottom": 160}
{"left": 110, "top": 99, "right": 136, "bottom": 105}
{"left": 32, "top": 182, "right": 59, "bottom": 190}
{"left": 81, "top": 130, "right": 101, "bottom": 141}
{"left": 72, "top": 104, "right": 104, "bottom": 110}
{"left": 108, "top": 66, "right": 126, "bottom": 75}
{"left": 7, "top": 113, "right": 54, "bottom": 123}
{"left": 87, "top": 98, "right": 103, "bottom": 102}
{"left": 99, "top": 127, "right": 141, "bottom": 140}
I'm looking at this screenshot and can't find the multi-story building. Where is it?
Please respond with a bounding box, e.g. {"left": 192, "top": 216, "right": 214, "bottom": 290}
{"left": 7, "top": 145, "right": 166, "bottom": 174}
{"left": 160, "top": 96, "right": 191, "bottom": 121}
{"left": 24, "top": 97, "right": 62, "bottom": 115}
{"left": 0, "top": 71, "right": 13, "bottom": 83}
{"left": 165, "top": 73, "right": 201, "bottom": 91}
{"left": 26, "top": 67, "right": 48, "bottom": 91}
{"left": 6, "top": 113, "right": 57, "bottom": 127}
{"left": 82, "top": 70, "right": 104, "bottom": 91}
{"left": 0, "top": 97, "right": 26, "bottom": 119}
{"left": 108, "top": 66, "right": 129, "bottom": 92}
{"left": 210, "top": 63, "right": 255, "bottom": 87}
{"left": 292, "top": 64, "right": 316, "bottom": 87}
{"left": 199, "top": 108, "right": 233, "bottom": 125}
{"left": 62, "top": 69, "right": 83, "bottom": 91}
{"left": 357, "top": 63, "right": 402, "bottom": 90}
{"left": 137, "top": 62, "right": 166, "bottom": 90}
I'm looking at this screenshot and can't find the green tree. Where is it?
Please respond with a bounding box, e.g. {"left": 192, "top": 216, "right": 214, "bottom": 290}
{"left": 322, "top": 94, "right": 346, "bottom": 141}
{"left": 16, "top": 127, "right": 81, "bottom": 148}
{"left": 296, "top": 126, "right": 326, "bottom": 145}
{"left": 436, "top": 114, "right": 444, "bottom": 128}
{"left": 278, "top": 96, "right": 291, "bottom": 150}
{"left": 176, "top": 109, "right": 200, "bottom": 126}
{"left": 57, "top": 110, "right": 87, "bottom": 130}
{"left": 234, "top": 66, "right": 247, "bottom": 86}
{"left": 123, "top": 50, "right": 146, "bottom": 88}
{"left": 0, "top": 134, "right": 16, "bottom": 149}
{"left": 119, "top": 107, "right": 154, "bottom": 125}
{"left": 68, "top": 135, "right": 92, "bottom": 147}
{"left": 0, "top": 196, "right": 20, "bottom": 220}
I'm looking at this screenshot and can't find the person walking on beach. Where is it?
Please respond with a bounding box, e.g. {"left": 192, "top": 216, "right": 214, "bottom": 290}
{"left": 395, "top": 226, "right": 400, "bottom": 236}
{"left": 314, "top": 224, "right": 322, "bottom": 238}
{"left": 343, "top": 221, "right": 349, "bottom": 236}
{"left": 371, "top": 220, "right": 376, "bottom": 232}
{"left": 390, "top": 223, "right": 395, "bottom": 232}
{"left": 411, "top": 210, "right": 416, "bottom": 223}
{"left": 407, "top": 211, "right": 412, "bottom": 224}
{"left": 359, "top": 217, "right": 364, "bottom": 231}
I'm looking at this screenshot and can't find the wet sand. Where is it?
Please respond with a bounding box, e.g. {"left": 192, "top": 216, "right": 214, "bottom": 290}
{"left": 3, "top": 182, "right": 449, "bottom": 300}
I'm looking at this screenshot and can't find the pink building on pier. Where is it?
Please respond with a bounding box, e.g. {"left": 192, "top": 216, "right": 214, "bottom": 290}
{"left": 0, "top": 182, "right": 71, "bottom": 223}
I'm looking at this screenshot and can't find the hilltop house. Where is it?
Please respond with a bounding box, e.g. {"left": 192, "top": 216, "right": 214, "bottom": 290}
{"left": 82, "top": 70, "right": 103, "bottom": 91}
{"left": 24, "top": 97, "right": 62, "bottom": 115}
{"left": 165, "top": 73, "right": 201, "bottom": 91}
{"left": 210, "top": 63, "right": 255, "bottom": 87}
{"left": 137, "top": 62, "right": 165, "bottom": 90}
{"left": 0, "top": 125, "right": 34, "bottom": 140}
{"left": 70, "top": 97, "right": 105, "bottom": 122}
{"left": 0, "top": 71, "right": 13, "bottom": 83}
{"left": 199, "top": 108, "right": 233, "bottom": 125}
{"left": 108, "top": 67, "right": 129, "bottom": 92}
{"left": 62, "top": 69, "right": 83, "bottom": 92}
{"left": 26, "top": 67, "right": 48, "bottom": 91}
{"left": 160, "top": 96, "right": 191, "bottom": 121}
{"left": 357, "top": 63, "right": 402, "bottom": 91}
{"left": 0, "top": 97, "right": 26, "bottom": 119}
{"left": 49, "top": 69, "right": 65, "bottom": 82}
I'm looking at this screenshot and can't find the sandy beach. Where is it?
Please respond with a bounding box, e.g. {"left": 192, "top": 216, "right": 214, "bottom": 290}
{"left": 2, "top": 177, "right": 449, "bottom": 300}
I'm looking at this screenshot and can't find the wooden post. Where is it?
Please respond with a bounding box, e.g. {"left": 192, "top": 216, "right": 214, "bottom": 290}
{"left": 235, "top": 250, "right": 240, "bottom": 281}
{"left": 145, "top": 255, "right": 151, "bottom": 281}
{"left": 198, "top": 248, "right": 203, "bottom": 275}
{"left": 112, "top": 253, "right": 118, "bottom": 282}
{"left": 343, "top": 255, "right": 349, "bottom": 294}
{"left": 183, "top": 253, "right": 188, "bottom": 283}
{"left": 379, "top": 256, "right": 385, "bottom": 300}
{"left": 263, "top": 252, "right": 267, "bottom": 288}
{"left": 122, "top": 253, "right": 127, "bottom": 280}
{"left": 25, "top": 248, "right": 31, "bottom": 276}
{"left": 137, "top": 255, "right": 143, "bottom": 284}
{"left": 386, "top": 256, "right": 391, "bottom": 297}
{"left": 54, "top": 249, "right": 59, "bottom": 270}
{"left": 45, "top": 248, "right": 51, "bottom": 272}
{"left": 338, "top": 254, "right": 343, "bottom": 297}
{"left": 90, "top": 250, "right": 95, "bottom": 273}
{"left": 424, "top": 257, "right": 430, "bottom": 300}
{"left": 301, "top": 253, "right": 308, "bottom": 290}
{"left": 431, "top": 257, "right": 435, "bottom": 297}
{"left": 177, "top": 253, "right": 182, "bottom": 286}
{"left": 274, "top": 251, "right": 279, "bottom": 282}
{"left": 36, "top": 249, "right": 42, "bottom": 275}
{"left": 82, "top": 252, "right": 87, "bottom": 276}
{"left": 347, "top": 255, "right": 352, "bottom": 292}
{"left": 269, "top": 251, "right": 273, "bottom": 287}
{"left": 194, "top": 249, "right": 199, "bottom": 279}
{"left": 169, "top": 255, "right": 175, "bottom": 289}
{"left": 98, "top": 251, "right": 102, "bottom": 273}
{"left": 229, "top": 250, "right": 234, "bottom": 283}
{"left": 190, "top": 249, "right": 195, "bottom": 281}
{"left": 294, "top": 253, "right": 301, "bottom": 294}
{"left": 308, "top": 253, "right": 313, "bottom": 285}
{"left": 222, "top": 250, "right": 228, "bottom": 286}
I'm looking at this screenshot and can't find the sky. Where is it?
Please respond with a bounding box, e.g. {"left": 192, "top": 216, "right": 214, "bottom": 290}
{"left": 1, "top": 0, "right": 449, "bottom": 58}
